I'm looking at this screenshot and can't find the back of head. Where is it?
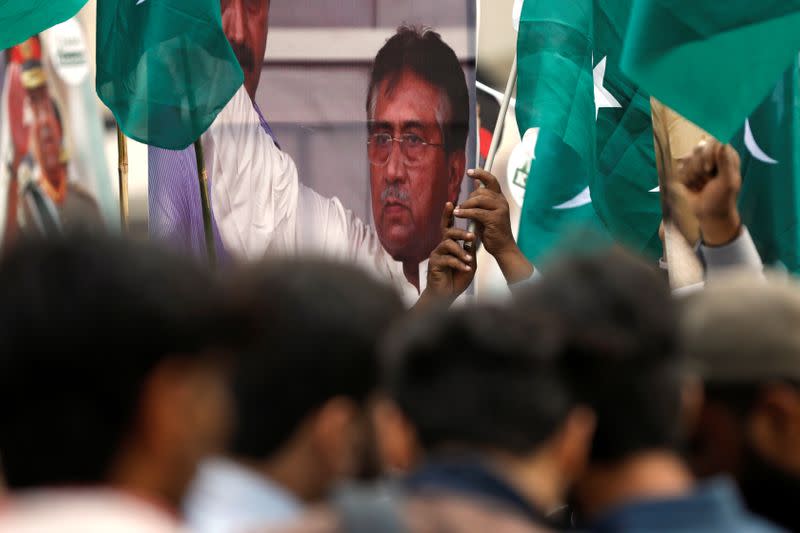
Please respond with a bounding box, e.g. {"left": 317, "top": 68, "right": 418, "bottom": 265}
{"left": 382, "top": 304, "right": 572, "bottom": 456}
{"left": 0, "top": 234, "right": 243, "bottom": 489}
{"left": 515, "top": 249, "right": 680, "bottom": 463}
{"left": 229, "top": 259, "right": 404, "bottom": 460}
{"left": 367, "top": 24, "right": 469, "bottom": 154}
{"left": 681, "top": 273, "right": 800, "bottom": 385}
{"left": 681, "top": 275, "right": 800, "bottom": 532}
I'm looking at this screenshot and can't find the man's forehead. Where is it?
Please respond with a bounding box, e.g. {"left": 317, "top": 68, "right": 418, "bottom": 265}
{"left": 376, "top": 71, "right": 441, "bottom": 102}
{"left": 373, "top": 73, "right": 442, "bottom": 123}
{"left": 369, "top": 119, "right": 437, "bottom": 131}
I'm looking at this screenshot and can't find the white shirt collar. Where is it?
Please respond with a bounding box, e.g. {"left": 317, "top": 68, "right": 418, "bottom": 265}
{"left": 184, "top": 458, "right": 302, "bottom": 532}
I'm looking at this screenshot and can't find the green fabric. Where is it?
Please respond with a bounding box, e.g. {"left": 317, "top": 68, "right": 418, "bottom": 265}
{"left": 0, "top": 0, "right": 88, "bottom": 49}
{"left": 96, "top": 0, "right": 243, "bottom": 149}
{"left": 733, "top": 57, "right": 800, "bottom": 273}
{"left": 514, "top": 130, "right": 610, "bottom": 265}
{"left": 621, "top": 0, "right": 800, "bottom": 142}
{"left": 515, "top": 0, "right": 661, "bottom": 263}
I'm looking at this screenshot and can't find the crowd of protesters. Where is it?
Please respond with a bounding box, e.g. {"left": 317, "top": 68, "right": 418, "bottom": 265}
{"left": 0, "top": 140, "right": 798, "bottom": 533}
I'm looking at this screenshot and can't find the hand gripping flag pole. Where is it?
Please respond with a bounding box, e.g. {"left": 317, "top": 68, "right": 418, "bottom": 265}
{"left": 465, "top": 54, "right": 517, "bottom": 253}
{"left": 116, "top": 124, "right": 129, "bottom": 232}
{"left": 193, "top": 138, "right": 217, "bottom": 269}
{"left": 650, "top": 98, "right": 707, "bottom": 290}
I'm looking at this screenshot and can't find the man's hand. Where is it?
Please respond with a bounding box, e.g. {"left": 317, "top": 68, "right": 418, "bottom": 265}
{"left": 679, "top": 140, "right": 742, "bottom": 246}
{"left": 417, "top": 202, "right": 476, "bottom": 307}
{"left": 453, "top": 169, "right": 534, "bottom": 284}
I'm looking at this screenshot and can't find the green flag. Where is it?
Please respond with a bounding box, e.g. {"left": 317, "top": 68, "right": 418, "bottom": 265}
{"left": 0, "top": 0, "right": 88, "bottom": 49}
{"left": 515, "top": 0, "right": 662, "bottom": 263}
{"left": 514, "top": 129, "right": 609, "bottom": 264}
{"left": 96, "top": 0, "right": 243, "bottom": 150}
{"left": 733, "top": 57, "right": 800, "bottom": 273}
{"left": 621, "top": 0, "right": 800, "bottom": 142}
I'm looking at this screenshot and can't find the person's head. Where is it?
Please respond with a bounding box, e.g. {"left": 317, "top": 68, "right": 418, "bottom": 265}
{"left": 366, "top": 26, "right": 469, "bottom": 265}
{"left": 229, "top": 260, "right": 404, "bottom": 502}
{"left": 381, "top": 304, "right": 595, "bottom": 509}
{"left": 0, "top": 234, "right": 247, "bottom": 508}
{"left": 221, "top": 0, "right": 270, "bottom": 99}
{"left": 682, "top": 275, "right": 800, "bottom": 530}
{"left": 21, "top": 60, "right": 64, "bottom": 182}
{"left": 516, "top": 249, "right": 683, "bottom": 462}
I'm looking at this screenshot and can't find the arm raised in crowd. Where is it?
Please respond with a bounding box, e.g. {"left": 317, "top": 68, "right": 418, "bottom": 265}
{"left": 678, "top": 140, "right": 763, "bottom": 277}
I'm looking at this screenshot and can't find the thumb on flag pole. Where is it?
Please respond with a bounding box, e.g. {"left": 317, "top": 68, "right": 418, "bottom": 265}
{"left": 464, "top": 0, "right": 522, "bottom": 252}
{"left": 465, "top": 54, "right": 518, "bottom": 253}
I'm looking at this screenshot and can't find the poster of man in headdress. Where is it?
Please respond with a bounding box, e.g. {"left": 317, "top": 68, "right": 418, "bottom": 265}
{"left": 3, "top": 36, "right": 103, "bottom": 240}
{"left": 1, "top": 8, "right": 115, "bottom": 248}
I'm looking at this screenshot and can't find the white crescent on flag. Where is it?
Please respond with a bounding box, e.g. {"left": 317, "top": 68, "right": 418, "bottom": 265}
{"left": 744, "top": 118, "right": 778, "bottom": 164}
{"left": 548, "top": 54, "right": 622, "bottom": 210}
{"left": 553, "top": 186, "right": 592, "bottom": 210}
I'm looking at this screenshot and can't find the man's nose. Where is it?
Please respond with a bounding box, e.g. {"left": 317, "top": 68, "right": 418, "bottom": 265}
{"left": 222, "top": 0, "right": 246, "bottom": 43}
{"left": 385, "top": 139, "right": 408, "bottom": 183}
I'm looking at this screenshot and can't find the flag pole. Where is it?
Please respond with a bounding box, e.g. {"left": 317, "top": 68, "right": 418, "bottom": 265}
{"left": 116, "top": 124, "right": 129, "bottom": 232}
{"left": 193, "top": 138, "right": 217, "bottom": 269}
{"left": 465, "top": 54, "right": 518, "bottom": 253}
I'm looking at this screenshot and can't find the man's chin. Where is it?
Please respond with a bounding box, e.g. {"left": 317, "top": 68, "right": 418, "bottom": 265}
{"left": 378, "top": 226, "right": 417, "bottom": 262}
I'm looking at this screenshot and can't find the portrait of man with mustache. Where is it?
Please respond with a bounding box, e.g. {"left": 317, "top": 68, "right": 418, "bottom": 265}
{"left": 365, "top": 27, "right": 467, "bottom": 291}
{"left": 204, "top": 25, "right": 473, "bottom": 304}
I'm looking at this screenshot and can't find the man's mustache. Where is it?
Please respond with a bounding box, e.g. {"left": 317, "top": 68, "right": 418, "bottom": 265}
{"left": 381, "top": 184, "right": 410, "bottom": 205}
{"left": 230, "top": 41, "right": 255, "bottom": 73}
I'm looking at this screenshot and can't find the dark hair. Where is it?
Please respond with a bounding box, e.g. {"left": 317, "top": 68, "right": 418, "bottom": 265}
{"left": 229, "top": 259, "right": 404, "bottom": 459}
{"left": 383, "top": 305, "right": 573, "bottom": 455}
{"left": 515, "top": 249, "right": 681, "bottom": 463}
{"left": 367, "top": 25, "right": 469, "bottom": 154}
{"left": 0, "top": 234, "right": 247, "bottom": 489}
{"left": 701, "top": 382, "right": 763, "bottom": 418}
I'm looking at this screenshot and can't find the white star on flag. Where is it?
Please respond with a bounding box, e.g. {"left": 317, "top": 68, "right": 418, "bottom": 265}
{"left": 554, "top": 54, "right": 623, "bottom": 209}
{"left": 593, "top": 56, "right": 621, "bottom": 119}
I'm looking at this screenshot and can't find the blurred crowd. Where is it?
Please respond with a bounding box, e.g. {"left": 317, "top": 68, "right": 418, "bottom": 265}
{"left": 0, "top": 141, "right": 798, "bottom": 533}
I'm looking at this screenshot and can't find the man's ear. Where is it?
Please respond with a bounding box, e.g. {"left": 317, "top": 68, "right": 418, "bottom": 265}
{"left": 447, "top": 151, "right": 467, "bottom": 204}
{"left": 310, "top": 397, "right": 360, "bottom": 478}
{"left": 551, "top": 406, "right": 596, "bottom": 483}
{"left": 134, "top": 358, "right": 197, "bottom": 460}
{"left": 749, "top": 384, "right": 800, "bottom": 464}
{"left": 371, "top": 395, "right": 419, "bottom": 473}
{"left": 110, "top": 356, "right": 231, "bottom": 508}
{"left": 133, "top": 357, "right": 231, "bottom": 461}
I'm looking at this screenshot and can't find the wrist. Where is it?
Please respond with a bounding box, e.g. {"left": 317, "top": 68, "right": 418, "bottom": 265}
{"left": 415, "top": 286, "right": 455, "bottom": 311}
{"left": 496, "top": 244, "right": 534, "bottom": 285}
{"left": 699, "top": 208, "right": 742, "bottom": 247}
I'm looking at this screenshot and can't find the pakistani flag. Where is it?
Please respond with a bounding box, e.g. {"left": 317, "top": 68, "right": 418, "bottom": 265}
{"left": 96, "top": 0, "right": 243, "bottom": 149}
{"left": 621, "top": 0, "right": 800, "bottom": 142}
{"left": 733, "top": 57, "right": 800, "bottom": 273}
{"left": 0, "top": 0, "right": 88, "bottom": 49}
{"left": 516, "top": 0, "right": 661, "bottom": 263}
